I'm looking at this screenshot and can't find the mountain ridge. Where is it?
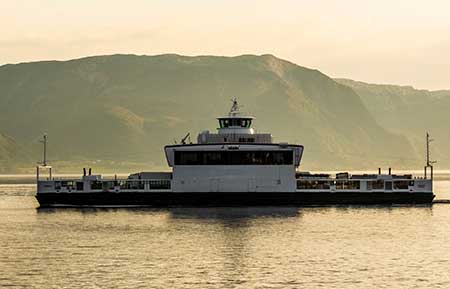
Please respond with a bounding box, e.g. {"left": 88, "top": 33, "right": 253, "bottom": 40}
{"left": 335, "top": 78, "right": 450, "bottom": 166}
{"left": 0, "top": 53, "right": 435, "bottom": 172}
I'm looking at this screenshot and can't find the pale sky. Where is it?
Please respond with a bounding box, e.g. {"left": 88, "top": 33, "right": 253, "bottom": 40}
{"left": 1, "top": 0, "right": 450, "bottom": 90}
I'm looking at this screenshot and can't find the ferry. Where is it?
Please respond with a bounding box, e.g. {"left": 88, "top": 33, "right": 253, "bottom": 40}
{"left": 36, "top": 99, "right": 435, "bottom": 207}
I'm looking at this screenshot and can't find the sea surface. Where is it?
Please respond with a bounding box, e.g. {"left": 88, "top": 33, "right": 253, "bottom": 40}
{"left": 1, "top": 179, "right": 450, "bottom": 288}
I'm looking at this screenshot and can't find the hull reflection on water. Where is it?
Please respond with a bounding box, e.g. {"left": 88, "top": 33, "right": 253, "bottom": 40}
{"left": 36, "top": 206, "right": 302, "bottom": 219}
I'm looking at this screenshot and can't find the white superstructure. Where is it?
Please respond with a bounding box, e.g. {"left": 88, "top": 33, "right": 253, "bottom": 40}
{"left": 164, "top": 98, "right": 303, "bottom": 193}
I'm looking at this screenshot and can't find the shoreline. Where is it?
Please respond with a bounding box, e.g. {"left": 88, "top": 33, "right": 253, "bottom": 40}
{"left": 2, "top": 170, "right": 450, "bottom": 184}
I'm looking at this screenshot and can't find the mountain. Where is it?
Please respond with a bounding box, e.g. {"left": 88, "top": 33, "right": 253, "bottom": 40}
{"left": 0, "top": 54, "right": 415, "bottom": 172}
{"left": 335, "top": 78, "right": 450, "bottom": 167}
{"left": 0, "top": 132, "right": 29, "bottom": 172}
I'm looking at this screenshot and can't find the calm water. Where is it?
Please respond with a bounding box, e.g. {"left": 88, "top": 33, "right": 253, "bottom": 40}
{"left": 1, "top": 182, "right": 450, "bottom": 288}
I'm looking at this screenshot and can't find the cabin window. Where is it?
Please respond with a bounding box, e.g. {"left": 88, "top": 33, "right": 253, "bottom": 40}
{"left": 102, "top": 181, "right": 115, "bottom": 190}
{"left": 76, "top": 182, "right": 84, "bottom": 191}
{"left": 91, "top": 181, "right": 102, "bottom": 190}
{"left": 149, "top": 180, "right": 171, "bottom": 190}
{"left": 297, "top": 180, "right": 331, "bottom": 190}
{"left": 393, "top": 181, "right": 410, "bottom": 190}
{"left": 119, "top": 180, "right": 129, "bottom": 189}
{"left": 367, "top": 180, "right": 384, "bottom": 190}
{"left": 174, "top": 150, "right": 293, "bottom": 165}
{"left": 119, "top": 180, "right": 144, "bottom": 190}
{"left": 65, "top": 181, "right": 75, "bottom": 190}
{"left": 335, "top": 180, "right": 360, "bottom": 190}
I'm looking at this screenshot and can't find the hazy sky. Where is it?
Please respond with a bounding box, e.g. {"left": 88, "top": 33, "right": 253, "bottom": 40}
{"left": 1, "top": 0, "right": 450, "bottom": 89}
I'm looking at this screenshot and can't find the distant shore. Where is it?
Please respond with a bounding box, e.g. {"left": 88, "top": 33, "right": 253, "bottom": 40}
{"left": 0, "top": 173, "right": 130, "bottom": 184}
{"left": 2, "top": 170, "right": 450, "bottom": 184}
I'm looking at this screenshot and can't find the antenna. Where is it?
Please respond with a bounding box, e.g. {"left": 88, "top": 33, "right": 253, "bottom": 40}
{"left": 181, "top": 132, "right": 190, "bottom": 145}
{"left": 424, "top": 132, "right": 436, "bottom": 179}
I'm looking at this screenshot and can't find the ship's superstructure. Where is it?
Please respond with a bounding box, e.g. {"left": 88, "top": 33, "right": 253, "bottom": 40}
{"left": 36, "top": 99, "right": 435, "bottom": 207}
{"left": 164, "top": 99, "right": 302, "bottom": 194}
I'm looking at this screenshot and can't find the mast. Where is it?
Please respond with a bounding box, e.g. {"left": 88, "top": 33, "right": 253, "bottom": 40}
{"left": 37, "top": 134, "right": 52, "bottom": 181}
{"left": 424, "top": 132, "right": 436, "bottom": 180}
{"left": 41, "top": 134, "right": 48, "bottom": 167}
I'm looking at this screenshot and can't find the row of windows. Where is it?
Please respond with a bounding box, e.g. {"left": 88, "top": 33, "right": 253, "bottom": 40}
{"left": 238, "top": 138, "right": 255, "bottom": 143}
{"left": 367, "top": 180, "right": 384, "bottom": 190}
{"left": 174, "top": 150, "right": 293, "bottom": 165}
{"left": 297, "top": 180, "right": 415, "bottom": 190}
{"left": 297, "top": 180, "right": 331, "bottom": 190}
{"left": 219, "top": 118, "right": 252, "bottom": 128}
{"left": 296, "top": 180, "right": 360, "bottom": 190}
{"left": 335, "top": 180, "right": 360, "bottom": 190}
{"left": 91, "top": 180, "right": 171, "bottom": 190}
{"left": 393, "top": 181, "right": 413, "bottom": 190}
{"left": 222, "top": 137, "right": 255, "bottom": 143}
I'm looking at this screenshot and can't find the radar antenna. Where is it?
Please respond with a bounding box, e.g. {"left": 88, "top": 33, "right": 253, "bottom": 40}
{"left": 424, "top": 132, "right": 436, "bottom": 179}
{"left": 229, "top": 97, "right": 241, "bottom": 116}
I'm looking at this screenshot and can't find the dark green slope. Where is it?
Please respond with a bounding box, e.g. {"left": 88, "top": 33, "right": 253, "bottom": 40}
{"left": 0, "top": 54, "right": 413, "bottom": 171}
{"left": 0, "top": 132, "right": 30, "bottom": 172}
{"left": 336, "top": 78, "right": 450, "bottom": 167}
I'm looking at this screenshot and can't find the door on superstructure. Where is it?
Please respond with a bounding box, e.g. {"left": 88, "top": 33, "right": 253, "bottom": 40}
{"left": 385, "top": 181, "right": 393, "bottom": 191}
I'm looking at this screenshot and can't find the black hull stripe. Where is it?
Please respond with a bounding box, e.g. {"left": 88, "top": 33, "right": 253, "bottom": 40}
{"left": 36, "top": 192, "right": 435, "bottom": 207}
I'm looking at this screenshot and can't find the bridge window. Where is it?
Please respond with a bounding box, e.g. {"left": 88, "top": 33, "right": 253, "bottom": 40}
{"left": 178, "top": 151, "right": 200, "bottom": 165}
{"left": 240, "top": 119, "right": 252, "bottom": 128}
{"left": 174, "top": 150, "right": 293, "bottom": 165}
{"left": 219, "top": 118, "right": 252, "bottom": 128}
{"left": 219, "top": 119, "right": 230, "bottom": 128}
